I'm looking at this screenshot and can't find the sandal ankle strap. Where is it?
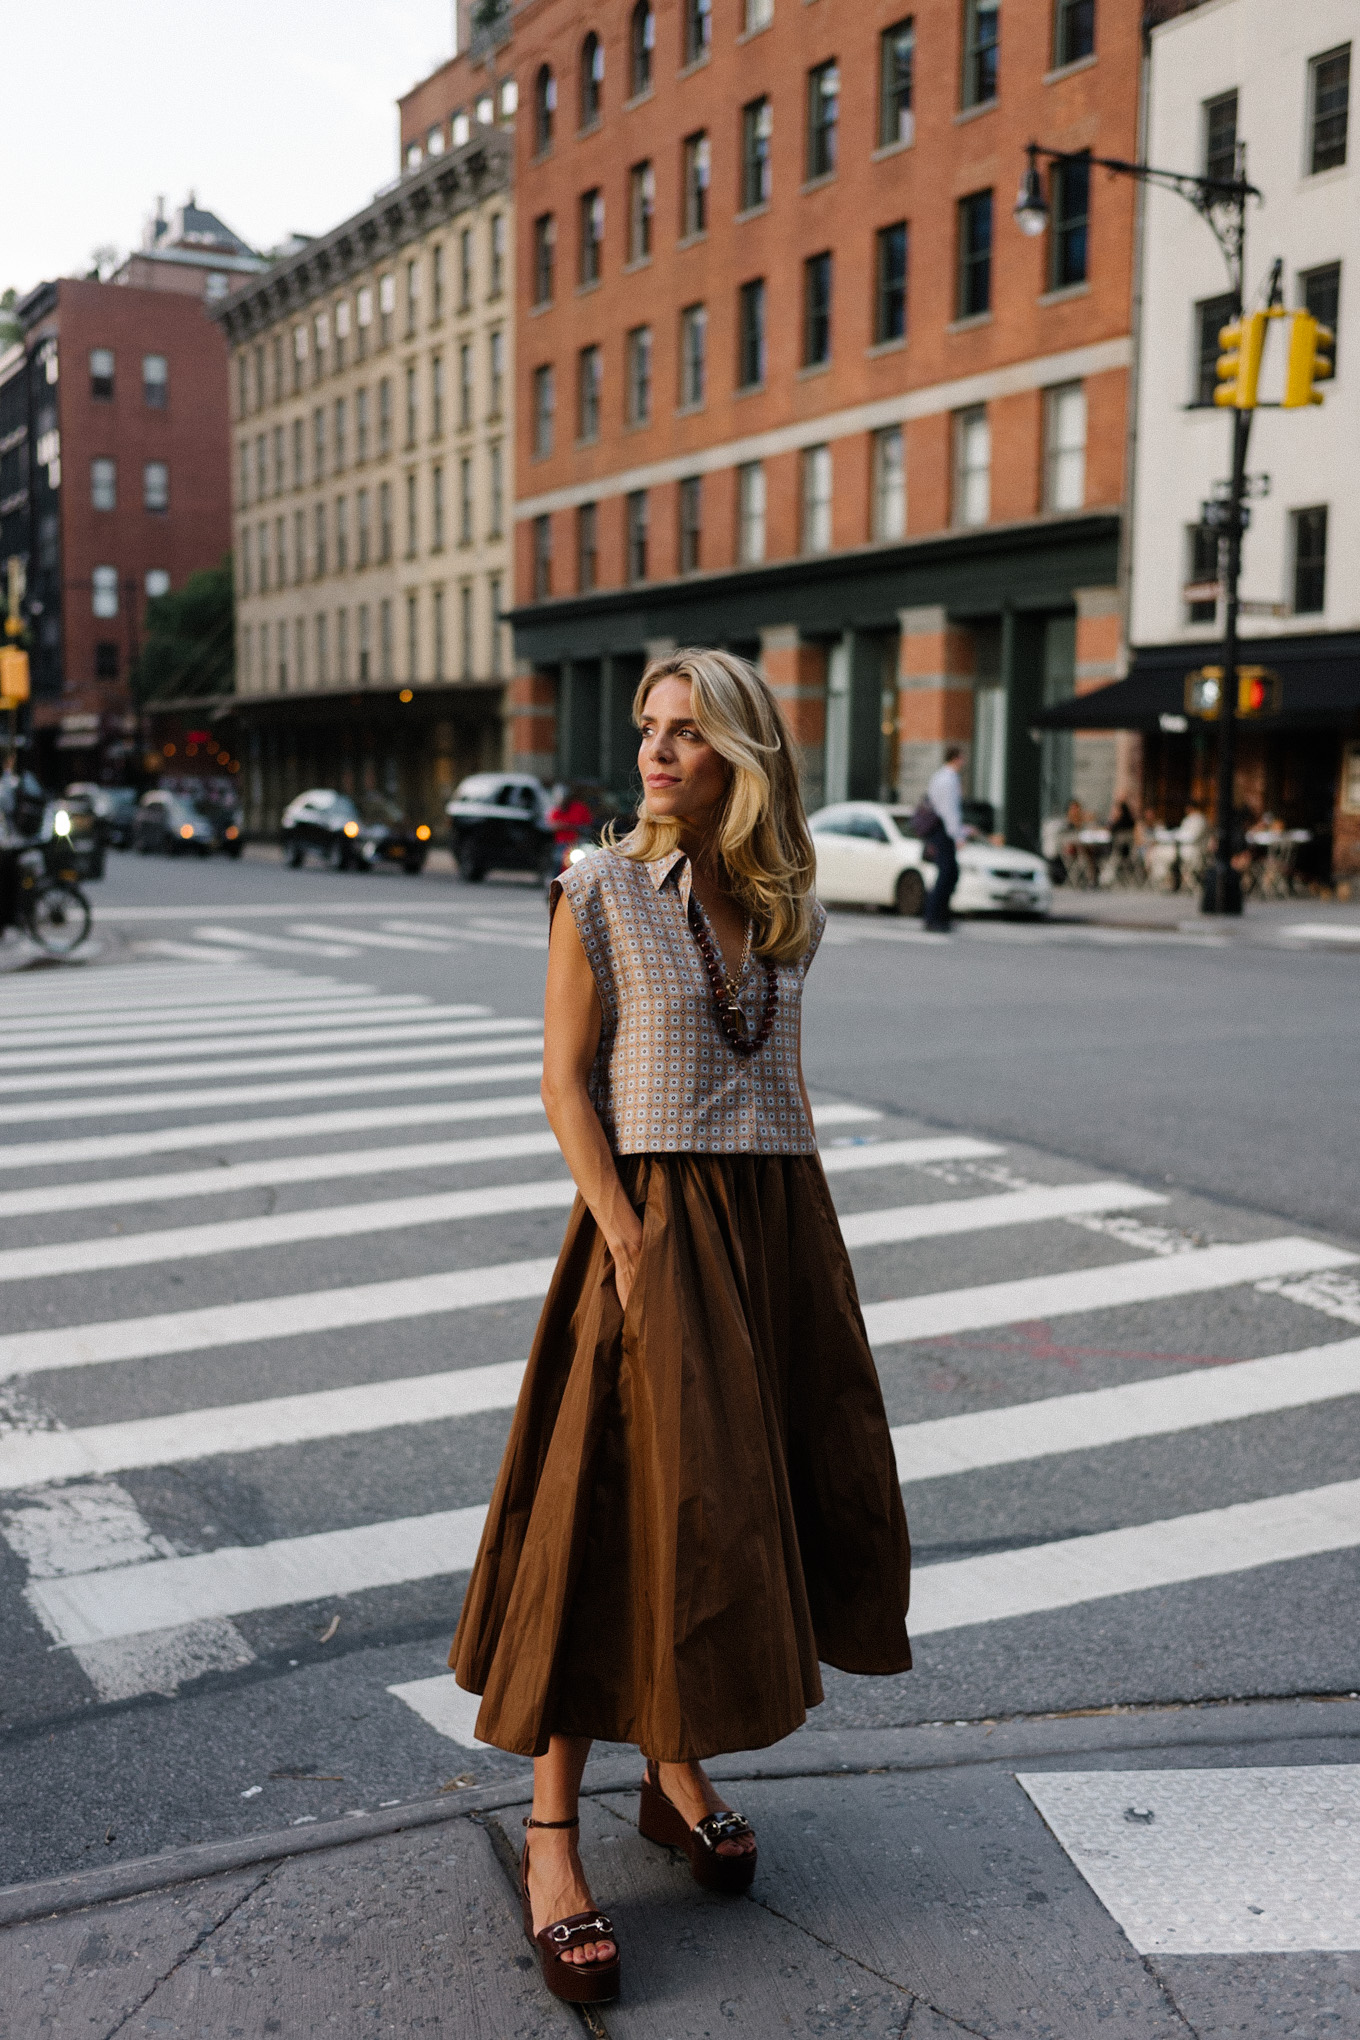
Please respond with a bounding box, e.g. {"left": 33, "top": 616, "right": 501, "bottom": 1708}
{"left": 523, "top": 1814, "right": 580, "bottom": 1830}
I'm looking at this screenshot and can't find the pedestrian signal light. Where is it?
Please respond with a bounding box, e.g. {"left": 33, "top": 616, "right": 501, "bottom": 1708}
{"left": 0, "top": 645, "right": 30, "bottom": 704}
{"left": 1215, "top": 310, "right": 1268, "bottom": 408}
{"left": 1282, "top": 311, "right": 1335, "bottom": 407}
{"left": 1185, "top": 666, "right": 1280, "bottom": 718}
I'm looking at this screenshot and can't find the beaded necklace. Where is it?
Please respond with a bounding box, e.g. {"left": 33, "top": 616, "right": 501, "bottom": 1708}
{"left": 688, "top": 901, "right": 778, "bottom": 1058}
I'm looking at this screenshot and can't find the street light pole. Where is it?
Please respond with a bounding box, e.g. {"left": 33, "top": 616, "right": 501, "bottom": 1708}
{"left": 1014, "top": 141, "right": 1261, "bottom": 913}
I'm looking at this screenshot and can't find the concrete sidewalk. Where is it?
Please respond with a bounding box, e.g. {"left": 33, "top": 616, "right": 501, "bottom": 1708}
{"left": 4, "top": 1699, "right": 1357, "bottom": 2040}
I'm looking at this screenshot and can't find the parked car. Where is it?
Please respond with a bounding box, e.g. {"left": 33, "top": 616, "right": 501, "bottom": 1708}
{"left": 445, "top": 772, "right": 557, "bottom": 882}
{"left": 65, "top": 783, "right": 140, "bottom": 850}
{"left": 280, "top": 788, "right": 431, "bottom": 873}
{"left": 134, "top": 789, "right": 239, "bottom": 858}
{"left": 809, "top": 802, "right": 1053, "bottom": 918}
{"left": 46, "top": 792, "right": 104, "bottom": 880}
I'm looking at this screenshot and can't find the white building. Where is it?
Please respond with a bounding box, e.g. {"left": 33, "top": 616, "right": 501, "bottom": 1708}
{"left": 1057, "top": 0, "right": 1358, "bottom": 879}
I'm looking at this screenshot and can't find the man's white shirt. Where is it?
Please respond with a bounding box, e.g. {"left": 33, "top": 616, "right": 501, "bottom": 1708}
{"left": 927, "top": 764, "right": 965, "bottom": 843}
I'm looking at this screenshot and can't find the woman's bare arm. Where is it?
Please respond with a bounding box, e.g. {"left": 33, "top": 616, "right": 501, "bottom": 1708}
{"left": 541, "top": 899, "right": 644, "bottom": 1306}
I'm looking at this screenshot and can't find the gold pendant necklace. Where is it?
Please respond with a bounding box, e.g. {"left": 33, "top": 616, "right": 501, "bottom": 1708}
{"left": 720, "top": 920, "right": 754, "bottom": 1020}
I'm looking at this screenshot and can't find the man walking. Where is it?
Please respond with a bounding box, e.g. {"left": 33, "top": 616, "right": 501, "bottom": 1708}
{"left": 924, "top": 745, "right": 968, "bottom": 932}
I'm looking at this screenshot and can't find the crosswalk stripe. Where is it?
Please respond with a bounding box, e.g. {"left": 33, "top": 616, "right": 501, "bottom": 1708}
{"left": 908, "top": 1478, "right": 1360, "bottom": 1637}
{"left": 889, "top": 1336, "right": 1360, "bottom": 1483}
{"left": 2, "top": 1230, "right": 1348, "bottom": 1384}
{"left": 387, "top": 919, "right": 549, "bottom": 953}
{"left": 134, "top": 940, "right": 252, "bottom": 964}
{"left": 0, "top": 1022, "right": 540, "bottom": 1095}
{"left": 0, "top": 1058, "right": 547, "bottom": 1128}
{"left": 0, "top": 1130, "right": 566, "bottom": 1218}
{"left": 27, "top": 1477, "right": 1360, "bottom": 1651}
{"left": 191, "top": 925, "right": 363, "bottom": 958}
{"left": 0, "top": 975, "right": 322, "bottom": 1018}
{"left": 8, "top": 1334, "right": 1357, "bottom": 1496}
{"left": 0, "top": 1093, "right": 550, "bottom": 1170}
{"left": 287, "top": 922, "right": 459, "bottom": 955}
{"left": 0, "top": 1257, "right": 560, "bottom": 1380}
{"left": 0, "top": 1095, "right": 872, "bottom": 1171}
{"left": 0, "top": 1006, "right": 498, "bottom": 1070}
{"left": 861, "top": 1237, "right": 1356, "bottom": 1347}
{"left": 838, "top": 1181, "right": 1165, "bottom": 1248}
{"left": 0, "top": 996, "right": 442, "bottom": 1048}
{"left": 819, "top": 1135, "right": 1000, "bottom": 1168}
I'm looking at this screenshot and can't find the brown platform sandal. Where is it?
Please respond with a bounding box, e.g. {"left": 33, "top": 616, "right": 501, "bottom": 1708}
{"left": 519, "top": 1815, "right": 621, "bottom": 2006}
{"left": 637, "top": 1760, "right": 758, "bottom": 1893}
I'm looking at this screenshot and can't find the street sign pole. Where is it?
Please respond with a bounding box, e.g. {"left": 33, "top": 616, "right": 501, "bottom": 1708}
{"left": 1204, "top": 404, "right": 1252, "bottom": 914}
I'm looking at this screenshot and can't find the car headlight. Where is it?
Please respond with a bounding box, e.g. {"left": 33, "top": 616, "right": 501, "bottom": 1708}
{"left": 343, "top": 820, "right": 360, "bottom": 838}
{"left": 180, "top": 823, "right": 194, "bottom": 839}
{"left": 53, "top": 809, "right": 71, "bottom": 836}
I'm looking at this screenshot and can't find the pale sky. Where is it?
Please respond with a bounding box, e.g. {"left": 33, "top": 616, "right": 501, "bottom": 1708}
{"left": 3, "top": 0, "right": 459, "bottom": 298}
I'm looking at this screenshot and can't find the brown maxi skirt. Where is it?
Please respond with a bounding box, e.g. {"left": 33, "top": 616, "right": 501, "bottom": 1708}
{"left": 449, "top": 1151, "right": 912, "bottom": 1761}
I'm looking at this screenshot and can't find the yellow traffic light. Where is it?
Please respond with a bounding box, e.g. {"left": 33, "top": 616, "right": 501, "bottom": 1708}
{"left": 1282, "top": 310, "right": 1334, "bottom": 407}
{"left": 1214, "top": 310, "right": 1268, "bottom": 408}
{"left": 0, "top": 645, "right": 30, "bottom": 705}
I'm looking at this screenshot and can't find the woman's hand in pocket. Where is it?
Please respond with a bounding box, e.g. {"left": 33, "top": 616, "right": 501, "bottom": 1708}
{"left": 610, "top": 1218, "right": 644, "bottom": 1313}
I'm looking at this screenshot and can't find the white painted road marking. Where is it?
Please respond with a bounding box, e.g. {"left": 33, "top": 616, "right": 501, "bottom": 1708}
{"left": 192, "top": 925, "right": 363, "bottom": 958}
{"left": 287, "top": 922, "right": 461, "bottom": 955}
{"left": 388, "top": 1674, "right": 489, "bottom": 1749}
{"left": 26, "top": 1478, "right": 1360, "bottom": 1650}
{"left": 1018, "top": 1768, "right": 1360, "bottom": 1953}
{"left": 0, "top": 997, "right": 464, "bottom": 1053}
{"left": 862, "top": 1237, "right": 1357, "bottom": 1347}
{"left": 838, "top": 1180, "right": 1166, "bottom": 1249}
{"left": 0, "top": 1058, "right": 546, "bottom": 1127}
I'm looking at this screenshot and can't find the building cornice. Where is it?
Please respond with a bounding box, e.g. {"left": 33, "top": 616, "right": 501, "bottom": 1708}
{"left": 212, "top": 132, "right": 513, "bottom": 343}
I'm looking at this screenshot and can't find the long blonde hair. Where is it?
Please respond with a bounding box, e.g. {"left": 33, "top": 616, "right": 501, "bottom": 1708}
{"left": 612, "top": 647, "right": 818, "bottom": 964}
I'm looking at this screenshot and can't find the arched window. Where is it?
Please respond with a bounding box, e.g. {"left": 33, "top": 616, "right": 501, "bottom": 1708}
{"left": 580, "top": 31, "right": 604, "bottom": 127}
{"left": 534, "top": 63, "right": 557, "bottom": 151}
{"left": 630, "top": 1, "right": 655, "bottom": 98}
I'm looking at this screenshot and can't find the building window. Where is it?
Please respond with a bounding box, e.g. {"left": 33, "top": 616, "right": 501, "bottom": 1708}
{"left": 489, "top": 442, "right": 504, "bottom": 537}
{"left": 489, "top": 574, "right": 504, "bottom": 677}
{"left": 745, "top": 0, "right": 773, "bottom": 27}
{"left": 291, "top": 416, "right": 304, "bottom": 487}
{"left": 405, "top": 472, "right": 418, "bottom": 557}
{"left": 679, "top": 475, "right": 702, "bottom": 573}
{"left": 578, "top": 501, "right": 599, "bottom": 590}
{"left": 144, "top": 568, "right": 169, "bottom": 599}
{"left": 1310, "top": 45, "right": 1350, "bottom": 174}
{"left": 626, "top": 326, "right": 653, "bottom": 424}
{"left": 490, "top": 214, "right": 506, "bottom": 298}
{"left": 1050, "top": 153, "right": 1090, "bottom": 288}
{"left": 631, "top": 0, "right": 655, "bottom": 95}
{"left": 405, "top": 365, "right": 418, "bottom": 447}
{"left": 880, "top": 20, "right": 915, "bottom": 146}
{"left": 91, "top": 457, "right": 116, "bottom": 511}
{"left": 1043, "top": 381, "right": 1086, "bottom": 510}
{"left": 580, "top": 188, "right": 605, "bottom": 285}
{"left": 489, "top": 328, "right": 505, "bottom": 418}
{"left": 1186, "top": 524, "right": 1220, "bottom": 623}
{"left": 460, "top": 583, "right": 474, "bottom": 680}
{"left": 876, "top": 222, "right": 909, "bottom": 342}
{"left": 533, "top": 364, "right": 556, "bottom": 455}
{"left": 458, "top": 342, "right": 473, "bottom": 429}
{"left": 273, "top": 423, "right": 286, "bottom": 491}
{"left": 144, "top": 460, "right": 169, "bottom": 512}
{"left": 433, "top": 586, "right": 446, "bottom": 680}
{"left": 533, "top": 213, "right": 557, "bottom": 307}
{"left": 873, "top": 426, "right": 906, "bottom": 541}
{"left": 333, "top": 397, "right": 347, "bottom": 469}
{"left": 312, "top": 406, "right": 326, "bottom": 481}
{"left": 276, "top": 516, "right": 288, "bottom": 587}
{"left": 459, "top": 455, "right": 473, "bottom": 545}
{"left": 239, "top": 525, "right": 251, "bottom": 595}
{"left": 1301, "top": 261, "right": 1341, "bottom": 364}
{"left": 257, "top": 522, "right": 269, "bottom": 591}
{"left": 578, "top": 345, "right": 603, "bottom": 441}
{"left": 737, "top": 461, "right": 766, "bottom": 563}
{"left": 356, "top": 388, "right": 370, "bottom": 462}
{"left": 356, "top": 605, "right": 370, "bottom": 683}
{"left": 431, "top": 463, "right": 445, "bottom": 551}
{"left": 1201, "top": 90, "right": 1238, "bottom": 184}
{"left": 431, "top": 243, "right": 445, "bottom": 322}
{"left": 142, "top": 354, "right": 168, "bottom": 409}
{"left": 316, "top": 611, "right": 330, "bottom": 685}
{"left": 293, "top": 507, "right": 306, "bottom": 583}
{"left": 802, "top": 253, "right": 833, "bottom": 367}
{"left": 379, "top": 378, "right": 393, "bottom": 456}
{"left": 314, "top": 500, "right": 327, "bottom": 576}
{"left": 379, "top": 598, "right": 393, "bottom": 682}
{"left": 679, "top": 304, "right": 707, "bottom": 407}
{"left": 957, "top": 190, "right": 993, "bottom": 317}
{"left": 90, "top": 348, "right": 114, "bottom": 400}
{"left": 626, "top": 490, "right": 649, "bottom": 581}
{"left": 801, "top": 444, "right": 833, "bottom": 553}
{"left": 738, "top": 278, "right": 766, "bottom": 388}
{"left": 1293, "top": 506, "right": 1328, "bottom": 613}
{"left": 1054, "top": 0, "right": 1094, "bottom": 67}
{"left": 94, "top": 640, "right": 119, "bottom": 681}
{"left": 953, "top": 406, "right": 990, "bottom": 526}
{"left": 742, "top": 97, "right": 773, "bottom": 209}
{"left": 683, "top": 132, "right": 711, "bottom": 236}
{"left": 629, "top": 161, "right": 655, "bottom": 262}
{"left": 459, "top": 227, "right": 473, "bottom": 311}
{"left": 312, "top": 309, "right": 329, "bottom": 379}
{"left": 91, "top": 565, "right": 119, "bottom": 618}
{"left": 807, "top": 60, "right": 840, "bottom": 180}
{"left": 431, "top": 354, "right": 444, "bottom": 438}
{"left": 335, "top": 496, "right": 348, "bottom": 572}
{"left": 337, "top": 607, "right": 350, "bottom": 682}
{"left": 1194, "top": 293, "right": 1236, "bottom": 405}
{"left": 533, "top": 514, "right": 553, "bottom": 599}
{"left": 580, "top": 31, "right": 604, "bottom": 127}
{"left": 684, "top": 0, "right": 712, "bottom": 65}
{"left": 962, "top": 0, "right": 1000, "bottom": 107}
{"left": 357, "top": 488, "right": 371, "bottom": 567}
{"left": 295, "top": 616, "right": 307, "bottom": 688}
{"left": 535, "top": 65, "right": 556, "bottom": 151}
{"left": 379, "top": 480, "right": 393, "bottom": 562}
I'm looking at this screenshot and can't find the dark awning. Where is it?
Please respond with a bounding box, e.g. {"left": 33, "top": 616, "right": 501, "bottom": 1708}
{"left": 1033, "top": 632, "right": 1360, "bottom": 733}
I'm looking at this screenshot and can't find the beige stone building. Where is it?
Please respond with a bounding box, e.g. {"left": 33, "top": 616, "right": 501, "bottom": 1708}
{"left": 214, "top": 129, "right": 514, "bottom": 831}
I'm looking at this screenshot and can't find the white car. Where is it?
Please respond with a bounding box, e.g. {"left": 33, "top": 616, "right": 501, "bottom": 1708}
{"left": 809, "top": 802, "right": 1053, "bottom": 918}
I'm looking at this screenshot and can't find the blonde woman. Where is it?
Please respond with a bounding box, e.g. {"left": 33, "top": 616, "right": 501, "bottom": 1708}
{"left": 451, "top": 649, "right": 911, "bottom": 2006}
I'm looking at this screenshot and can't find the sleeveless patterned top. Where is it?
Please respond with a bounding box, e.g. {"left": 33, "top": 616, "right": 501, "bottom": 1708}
{"left": 550, "top": 847, "right": 825, "bottom": 1156}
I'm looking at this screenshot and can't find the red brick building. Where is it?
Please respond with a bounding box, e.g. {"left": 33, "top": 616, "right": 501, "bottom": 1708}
{"left": 0, "top": 204, "right": 261, "bottom": 784}
{"left": 495, "top": 0, "right": 1142, "bottom": 839}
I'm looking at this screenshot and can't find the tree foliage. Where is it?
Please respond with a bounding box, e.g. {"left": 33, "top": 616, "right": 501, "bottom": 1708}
{"left": 133, "top": 559, "right": 235, "bottom": 702}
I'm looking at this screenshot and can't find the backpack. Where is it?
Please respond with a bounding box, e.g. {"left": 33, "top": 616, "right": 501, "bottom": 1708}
{"left": 904, "top": 797, "right": 939, "bottom": 839}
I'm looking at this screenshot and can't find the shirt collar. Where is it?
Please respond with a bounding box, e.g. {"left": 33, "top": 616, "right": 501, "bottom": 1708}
{"left": 646, "top": 848, "right": 692, "bottom": 909}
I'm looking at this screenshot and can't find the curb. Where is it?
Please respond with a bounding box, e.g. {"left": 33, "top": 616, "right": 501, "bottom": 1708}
{"left": 3, "top": 1695, "right": 1357, "bottom": 1930}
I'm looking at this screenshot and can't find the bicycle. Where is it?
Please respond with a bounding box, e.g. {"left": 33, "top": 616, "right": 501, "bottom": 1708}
{"left": 0, "top": 844, "right": 92, "bottom": 957}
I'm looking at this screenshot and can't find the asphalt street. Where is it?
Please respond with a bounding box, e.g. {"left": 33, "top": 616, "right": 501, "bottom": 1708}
{"left": 1, "top": 847, "right": 1357, "bottom": 2038}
